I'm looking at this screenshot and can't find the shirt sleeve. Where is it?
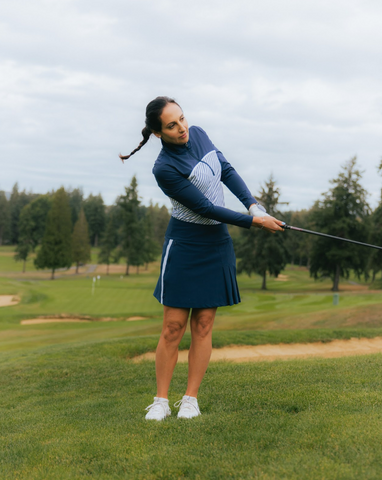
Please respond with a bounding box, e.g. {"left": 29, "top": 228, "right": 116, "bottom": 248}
{"left": 154, "top": 165, "right": 253, "bottom": 229}
{"left": 216, "top": 150, "right": 258, "bottom": 209}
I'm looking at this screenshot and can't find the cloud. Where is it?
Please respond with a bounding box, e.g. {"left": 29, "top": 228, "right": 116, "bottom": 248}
{"left": 1, "top": 0, "right": 381, "bottom": 212}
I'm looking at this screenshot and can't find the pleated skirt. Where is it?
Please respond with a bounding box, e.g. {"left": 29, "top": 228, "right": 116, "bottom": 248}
{"left": 153, "top": 217, "right": 241, "bottom": 309}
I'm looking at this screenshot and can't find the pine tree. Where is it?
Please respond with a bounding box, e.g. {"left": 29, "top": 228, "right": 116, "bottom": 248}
{"left": 0, "top": 191, "right": 9, "bottom": 246}
{"left": 72, "top": 208, "right": 91, "bottom": 274}
{"left": 309, "top": 157, "right": 370, "bottom": 291}
{"left": 236, "top": 175, "right": 287, "bottom": 290}
{"left": 368, "top": 201, "right": 382, "bottom": 282}
{"left": 68, "top": 188, "right": 84, "bottom": 228}
{"left": 35, "top": 188, "right": 72, "bottom": 279}
{"left": 368, "top": 164, "right": 382, "bottom": 283}
{"left": 141, "top": 208, "right": 160, "bottom": 270}
{"left": 15, "top": 207, "right": 33, "bottom": 273}
{"left": 14, "top": 195, "right": 52, "bottom": 272}
{"left": 284, "top": 209, "right": 314, "bottom": 267}
{"left": 8, "top": 183, "right": 33, "bottom": 244}
{"left": 118, "top": 176, "right": 142, "bottom": 275}
{"left": 147, "top": 202, "right": 171, "bottom": 248}
{"left": 98, "top": 214, "right": 117, "bottom": 275}
{"left": 83, "top": 194, "right": 106, "bottom": 247}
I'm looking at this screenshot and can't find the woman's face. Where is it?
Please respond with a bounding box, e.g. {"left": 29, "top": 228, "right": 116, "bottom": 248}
{"left": 155, "top": 103, "right": 189, "bottom": 145}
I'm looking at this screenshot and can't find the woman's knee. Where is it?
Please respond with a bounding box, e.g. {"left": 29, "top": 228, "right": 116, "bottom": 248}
{"left": 191, "top": 310, "right": 215, "bottom": 339}
{"left": 162, "top": 320, "right": 186, "bottom": 343}
{"left": 161, "top": 306, "right": 189, "bottom": 344}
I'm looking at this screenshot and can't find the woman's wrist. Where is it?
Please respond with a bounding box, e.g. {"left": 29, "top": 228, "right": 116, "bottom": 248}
{"left": 251, "top": 216, "right": 264, "bottom": 228}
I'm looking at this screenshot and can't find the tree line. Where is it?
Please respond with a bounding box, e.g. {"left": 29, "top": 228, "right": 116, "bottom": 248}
{"left": 1, "top": 157, "right": 381, "bottom": 289}
{"left": 0, "top": 178, "right": 170, "bottom": 279}
{"left": 235, "top": 157, "right": 382, "bottom": 291}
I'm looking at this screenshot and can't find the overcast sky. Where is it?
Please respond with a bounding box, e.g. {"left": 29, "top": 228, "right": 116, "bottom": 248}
{"left": 1, "top": 0, "right": 382, "bottom": 212}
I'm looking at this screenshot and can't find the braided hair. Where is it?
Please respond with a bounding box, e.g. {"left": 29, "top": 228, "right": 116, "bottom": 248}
{"left": 119, "top": 96, "right": 179, "bottom": 162}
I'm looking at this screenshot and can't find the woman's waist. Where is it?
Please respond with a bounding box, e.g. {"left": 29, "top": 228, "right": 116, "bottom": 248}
{"left": 165, "top": 217, "right": 231, "bottom": 244}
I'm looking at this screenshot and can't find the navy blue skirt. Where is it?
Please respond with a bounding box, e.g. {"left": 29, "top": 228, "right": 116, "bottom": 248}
{"left": 153, "top": 217, "right": 240, "bottom": 309}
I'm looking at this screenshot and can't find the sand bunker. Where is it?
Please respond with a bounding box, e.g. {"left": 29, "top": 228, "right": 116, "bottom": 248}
{"left": 133, "top": 337, "right": 382, "bottom": 363}
{"left": 21, "top": 318, "right": 91, "bottom": 325}
{"left": 20, "top": 315, "right": 143, "bottom": 325}
{"left": 0, "top": 295, "right": 20, "bottom": 307}
{"left": 275, "top": 274, "right": 289, "bottom": 282}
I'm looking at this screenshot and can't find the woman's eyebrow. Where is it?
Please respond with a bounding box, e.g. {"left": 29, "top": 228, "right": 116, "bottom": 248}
{"left": 165, "top": 115, "right": 183, "bottom": 128}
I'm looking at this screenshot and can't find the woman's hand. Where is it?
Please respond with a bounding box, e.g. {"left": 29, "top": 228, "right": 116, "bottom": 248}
{"left": 251, "top": 215, "right": 285, "bottom": 233}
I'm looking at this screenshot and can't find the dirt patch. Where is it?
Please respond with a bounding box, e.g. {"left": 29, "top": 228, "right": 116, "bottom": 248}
{"left": 126, "top": 316, "right": 148, "bottom": 321}
{"left": 132, "top": 337, "right": 382, "bottom": 363}
{"left": 275, "top": 274, "right": 289, "bottom": 282}
{"left": 20, "top": 314, "right": 122, "bottom": 325}
{"left": 21, "top": 318, "right": 91, "bottom": 325}
{"left": 0, "top": 295, "right": 20, "bottom": 307}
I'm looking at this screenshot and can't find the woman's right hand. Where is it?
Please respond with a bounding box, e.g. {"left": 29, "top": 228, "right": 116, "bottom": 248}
{"left": 252, "top": 216, "right": 285, "bottom": 233}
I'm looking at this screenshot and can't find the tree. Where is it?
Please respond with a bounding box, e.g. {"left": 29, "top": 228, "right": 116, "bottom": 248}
{"left": 117, "top": 176, "right": 147, "bottom": 274}
{"left": 35, "top": 188, "right": 72, "bottom": 279}
{"left": 147, "top": 202, "right": 171, "bottom": 248}
{"left": 368, "top": 164, "right": 382, "bottom": 282}
{"left": 368, "top": 202, "right": 382, "bottom": 282}
{"left": 0, "top": 191, "right": 10, "bottom": 245}
{"left": 72, "top": 208, "right": 91, "bottom": 273}
{"left": 236, "top": 175, "right": 287, "bottom": 290}
{"left": 83, "top": 194, "right": 106, "bottom": 247}
{"left": 283, "top": 209, "right": 314, "bottom": 267}
{"left": 68, "top": 188, "right": 84, "bottom": 228}
{"left": 309, "top": 157, "right": 370, "bottom": 291}
{"left": 14, "top": 195, "right": 52, "bottom": 272}
{"left": 15, "top": 206, "right": 34, "bottom": 273}
{"left": 99, "top": 216, "right": 116, "bottom": 275}
{"left": 8, "top": 183, "right": 33, "bottom": 244}
{"left": 140, "top": 209, "right": 160, "bottom": 270}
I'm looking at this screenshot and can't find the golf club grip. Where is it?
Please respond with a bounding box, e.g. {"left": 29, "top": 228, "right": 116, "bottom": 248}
{"left": 282, "top": 224, "right": 382, "bottom": 251}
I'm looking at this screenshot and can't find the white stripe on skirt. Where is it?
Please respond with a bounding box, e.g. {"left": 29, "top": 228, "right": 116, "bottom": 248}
{"left": 161, "top": 239, "right": 173, "bottom": 304}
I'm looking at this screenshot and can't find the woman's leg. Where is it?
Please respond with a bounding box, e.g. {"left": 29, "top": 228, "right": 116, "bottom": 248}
{"left": 185, "top": 307, "right": 217, "bottom": 398}
{"left": 155, "top": 306, "right": 190, "bottom": 399}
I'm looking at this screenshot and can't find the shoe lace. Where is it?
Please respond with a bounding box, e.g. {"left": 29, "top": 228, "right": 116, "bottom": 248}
{"left": 145, "top": 401, "right": 167, "bottom": 412}
{"left": 174, "top": 397, "right": 199, "bottom": 413}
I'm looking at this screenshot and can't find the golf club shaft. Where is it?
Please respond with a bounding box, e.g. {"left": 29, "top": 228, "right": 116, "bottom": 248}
{"left": 282, "top": 224, "right": 382, "bottom": 251}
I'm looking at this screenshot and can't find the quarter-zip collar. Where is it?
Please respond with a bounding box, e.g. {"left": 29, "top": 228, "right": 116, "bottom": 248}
{"left": 161, "top": 137, "right": 192, "bottom": 155}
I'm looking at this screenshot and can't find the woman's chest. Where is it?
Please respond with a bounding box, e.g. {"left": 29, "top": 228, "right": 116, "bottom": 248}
{"left": 187, "top": 150, "right": 222, "bottom": 194}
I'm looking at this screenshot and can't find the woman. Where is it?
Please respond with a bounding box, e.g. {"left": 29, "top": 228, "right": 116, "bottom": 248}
{"left": 120, "top": 96, "right": 284, "bottom": 421}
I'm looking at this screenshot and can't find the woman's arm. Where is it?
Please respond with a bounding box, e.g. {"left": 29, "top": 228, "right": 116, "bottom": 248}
{"left": 216, "top": 150, "right": 259, "bottom": 209}
{"left": 155, "top": 165, "right": 253, "bottom": 229}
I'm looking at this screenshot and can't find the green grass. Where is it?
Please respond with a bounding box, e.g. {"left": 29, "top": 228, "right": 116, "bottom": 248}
{"left": 1, "top": 264, "right": 382, "bottom": 355}
{"left": 2, "top": 259, "right": 382, "bottom": 478}
{"left": 1, "top": 339, "right": 382, "bottom": 479}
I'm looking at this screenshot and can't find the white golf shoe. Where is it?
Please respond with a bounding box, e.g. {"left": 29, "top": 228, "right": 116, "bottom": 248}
{"left": 145, "top": 397, "right": 171, "bottom": 421}
{"left": 174, "top": 395, "right": 201, "bottom": 419}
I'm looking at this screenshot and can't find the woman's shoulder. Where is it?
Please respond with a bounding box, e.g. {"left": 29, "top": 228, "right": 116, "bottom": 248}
{"left": 189, "top": 125, "right": 208, "bottom": 139}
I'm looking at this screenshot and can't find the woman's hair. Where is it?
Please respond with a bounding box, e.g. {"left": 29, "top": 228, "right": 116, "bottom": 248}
{"left": 119, "top": 96, "right": 179, "bottom": 162}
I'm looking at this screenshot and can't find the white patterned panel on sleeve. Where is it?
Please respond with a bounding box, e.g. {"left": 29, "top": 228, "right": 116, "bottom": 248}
{"left": 171, "top": 150, "right": 225, "bottom": 225}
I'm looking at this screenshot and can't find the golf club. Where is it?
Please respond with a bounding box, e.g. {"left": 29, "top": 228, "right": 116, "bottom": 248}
{"left": 282, "top": 224, "right": 382, "bottom": 251}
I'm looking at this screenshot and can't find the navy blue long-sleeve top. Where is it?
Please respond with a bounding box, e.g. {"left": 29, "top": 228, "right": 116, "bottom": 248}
{"left": 152, "top": 126, "right": 257, "bottom": 229}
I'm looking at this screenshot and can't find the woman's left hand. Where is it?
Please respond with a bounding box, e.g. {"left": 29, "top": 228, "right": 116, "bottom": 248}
{"left": 251, "top": 216, "right": 285, "bottom": 233}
